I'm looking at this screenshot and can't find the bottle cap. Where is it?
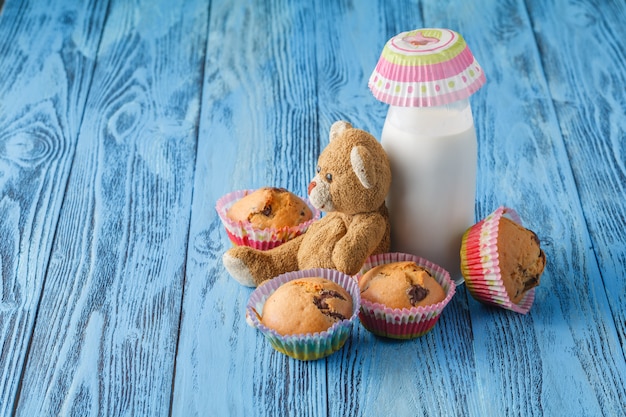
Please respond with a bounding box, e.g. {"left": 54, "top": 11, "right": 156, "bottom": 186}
{"left": 369, "top": 28, "right": 486, "bottom": 107}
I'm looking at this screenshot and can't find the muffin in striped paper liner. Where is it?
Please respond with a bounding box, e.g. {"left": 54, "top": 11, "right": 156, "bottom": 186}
{"left": 355, "top": 252, "right": 456, "bottom": 339}
{"left": 216, "top": 188, "right": 320, "bottom": 250}
{"left": 246, "top": 268, "right": 360, "bottom": 361}
{"left": 460, "top": 206, "right": 546, "bottom": 314}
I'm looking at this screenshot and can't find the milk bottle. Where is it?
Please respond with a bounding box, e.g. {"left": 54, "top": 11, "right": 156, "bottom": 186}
{"left": 369, "top": 28, "right": 486, "bottom": 283}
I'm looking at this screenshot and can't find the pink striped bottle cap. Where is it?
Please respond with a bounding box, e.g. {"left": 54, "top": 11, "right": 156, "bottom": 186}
{"left": 369, "top": 28, "right": 486, "bottom": 107}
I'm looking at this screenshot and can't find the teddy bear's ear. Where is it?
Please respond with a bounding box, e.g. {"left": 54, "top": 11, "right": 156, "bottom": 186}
{"left": 350, "top": 145, "right": 376, "bottom": 189}
{"left": 329, "top": 120, "right": 352, "bottom": 142}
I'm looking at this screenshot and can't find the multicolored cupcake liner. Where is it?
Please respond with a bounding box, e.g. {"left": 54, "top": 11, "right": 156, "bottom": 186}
{"left": 460, "top": 206, "right": 535, "bottom": 314}
{"left": 216, "top": 189, "right": 321, "bottom": 250}
{"left": 356, "top": 252, "right": 456, "bottom": 339}
{"left": 246, "top": 268, "right": 360, "bottom": 361}
{"left": 369, "top": 28, "right": 486, "bottom": 107}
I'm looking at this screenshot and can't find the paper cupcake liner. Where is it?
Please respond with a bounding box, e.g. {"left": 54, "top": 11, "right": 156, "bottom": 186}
{"left": 216, "top": 189, "right": 321, "bottom": 250}
{"left": 356, "top": 252, "right": 456, "bottom": 339}
{"left": 460, "top": 206, "right": 535, "bottom": 314}
{"left": 369, "top": 28, "right": 486, "bottom": 107}
{"left": 246, "top": 268, "right": 360, "bottom": 361}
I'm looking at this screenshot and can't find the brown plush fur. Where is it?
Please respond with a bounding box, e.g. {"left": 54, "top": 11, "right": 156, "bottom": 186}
{"left": 223, "top": 121, "right": 392, "bottom": 287}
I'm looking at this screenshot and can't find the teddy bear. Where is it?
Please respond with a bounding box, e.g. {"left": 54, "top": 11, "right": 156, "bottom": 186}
{"left": 222, "top": 120, "right": 392, "bottom": 287}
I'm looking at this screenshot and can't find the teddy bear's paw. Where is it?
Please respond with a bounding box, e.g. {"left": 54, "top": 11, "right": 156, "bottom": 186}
{"left": 222, "top": 252, "right": 256, "bottom": 287}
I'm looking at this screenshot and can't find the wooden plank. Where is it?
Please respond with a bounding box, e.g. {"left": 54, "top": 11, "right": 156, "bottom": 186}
{"left": 527, "top": 0, "right": 626, "bottom": 358}
{"left": 11, "top": 0, "right": 208, "bottom": 415}
{"left": 0, "top": 1, "right": 108, "bottom": 415}
{"left": 314, "top": 1, "right": 484, "bottom": 416}
{"left": 422, "top": 0, "right": 626, "bottom": 415}
{"left": 172, "top": 0, "right": 325, "bottom": 416}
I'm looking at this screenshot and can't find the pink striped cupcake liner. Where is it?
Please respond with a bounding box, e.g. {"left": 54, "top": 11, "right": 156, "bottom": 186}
{"left": 460, "top": 206, "right": 535, "bottom": 314}
{"left": 355, "top": 253, "right": 456, "bottom": 339}
{"left": 369, "top": 28, "right": 486, "bottom": 107}
{"left": 215, "top": 189, "right": 321, "bottom": 250}
{"left": 246, "top": 268, "right": 361, "bottom": 361}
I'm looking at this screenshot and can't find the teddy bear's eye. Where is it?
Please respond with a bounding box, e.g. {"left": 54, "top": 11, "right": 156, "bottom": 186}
{"left": 316, "top": 166, "right": 321, "bottom": 174}
{"left": 326, "top": 173, "right": 333, "bottom": 182}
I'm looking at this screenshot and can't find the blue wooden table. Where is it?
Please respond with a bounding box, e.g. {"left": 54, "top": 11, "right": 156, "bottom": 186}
{"left": 1, "top": 0, "right": 625, "bottom": 416}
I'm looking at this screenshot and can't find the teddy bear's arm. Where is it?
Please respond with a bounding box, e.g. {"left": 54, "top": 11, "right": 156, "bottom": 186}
{"left": 223, "top": 234, "right": 304, "bottom": 286}
{"left": 331, "top": 213, "right": 387, "bottom": 275}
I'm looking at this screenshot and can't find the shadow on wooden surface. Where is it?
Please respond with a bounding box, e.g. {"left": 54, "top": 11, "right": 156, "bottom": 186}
{"left": 0, "top": 0, "right": 624, "bottom": 416}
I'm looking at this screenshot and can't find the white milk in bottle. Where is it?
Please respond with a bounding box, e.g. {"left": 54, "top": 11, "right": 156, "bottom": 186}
{"left": 369, "top": 28, "right": 486, "bottom": 284}
{"left": 381, "top": 100, "right": 477, "bottom": 282}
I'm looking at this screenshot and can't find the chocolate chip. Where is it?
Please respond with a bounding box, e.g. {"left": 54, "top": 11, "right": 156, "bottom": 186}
{"left": 320, "top": 289, "right": 346, "bottom": 301}
{"left": 523, "top": 276, "right": 539, "bottom": 292}
{"left": 326, "top": 311, "right": 347, "bottom": 321}
{"left": 312, "top": 296, "right": 322, "bottom": 308}
{"left": 261, "top": 205, "right": 272, "bottom": 217}
{"left": 313, "top": 290, "right": 347, "bottom": 321}
{"left": 407, "top": 285, "right": 429, "bottom": 306}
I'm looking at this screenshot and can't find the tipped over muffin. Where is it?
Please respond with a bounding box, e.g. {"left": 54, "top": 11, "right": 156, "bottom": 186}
{"left": 496, "top": 216, "right": 546, "bottom": 304}
{"left": 460, "top": 206, "right": 547, "bottom": 314}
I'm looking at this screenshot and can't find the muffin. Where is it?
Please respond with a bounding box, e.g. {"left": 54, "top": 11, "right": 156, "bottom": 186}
{"left": 460, "top": 206, "right": 547, "bottom": 314}
{"left": 261, "top": 277, "right": 353, "bottom": 336}
{"left": 359, "top": 261, "right": 446, "bottom": 310}
{"left": 246, "top": 268, "right": 360, "bottom": 361}
{"left": 356, "top": 253, "right": 456, "bottom": 339}
{"left": 227, "top": 187, "right": 312, "bottom": 230}
{"left": 216, "top": 188, "right": 320, "bottom": 250}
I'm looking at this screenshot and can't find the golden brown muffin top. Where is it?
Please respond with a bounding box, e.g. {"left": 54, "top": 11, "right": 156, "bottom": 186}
{"left": 227, "top": 187, "right": 312, "bottom": 229}
{"left": 497, "top": 217, "right": 546, "bottom": 304}
{"left": 261, "top": 277, "right": 353, "bottom": 336}
{"left": 359, "top": 261, "right": 445, "bottom": 309}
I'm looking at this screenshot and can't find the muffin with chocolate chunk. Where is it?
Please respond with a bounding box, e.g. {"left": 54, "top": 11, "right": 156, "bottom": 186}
{"left": 246, "top": 269, "right": 360, "bottom": 361}
{"left": 359, "top": 261, "right": 446, "bottom": 310}
{"left": 261, "top": 277, "right": 352, "bottom": 336}
{"left": 356, "top": 253, "right": 456, "bottom": 339}
{"left": 227, "top": 187, "right": 312, "bottom": 230}
{"left": 216, "top": 188, "right": 320, "bottom": 250}
{"left": 460, "top": 206, "right": 547, "bottom": 314}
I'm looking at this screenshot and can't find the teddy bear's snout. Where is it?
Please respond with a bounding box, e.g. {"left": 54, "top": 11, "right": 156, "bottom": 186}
{"left": 308, "top": 177, "right": 334, "bottom": 212}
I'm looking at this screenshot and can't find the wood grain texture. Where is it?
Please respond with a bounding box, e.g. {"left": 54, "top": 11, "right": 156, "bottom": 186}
{"left": 10, "top": 0, "right": 208, "bottom": 415}
{"left": 314, "top": 1, "right": 483, "bottom": 416}
{"left": 1, "top": 1, "right": 625, "bottom": 416}
{"left": 527, "top": 0, "right": 626, "bottom": 359}
{"left": 0, "top": 1, "right": 108, "bottom": 415}
{"left": 172, "top": 0, "right": 324, "bottom": 416}
{"left": 423, "top": 0, "right": 626, "bottom": 415}
{"left": 175, "top": 0, "right": 626, "bottom": 416}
